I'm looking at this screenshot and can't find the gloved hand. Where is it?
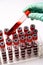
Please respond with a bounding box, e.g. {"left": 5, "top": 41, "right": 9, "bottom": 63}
{"left": 23, "top": 3, "right": 43, "bottom": 21}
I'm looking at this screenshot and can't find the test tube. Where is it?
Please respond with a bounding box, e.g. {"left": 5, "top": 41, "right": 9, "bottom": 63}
{"left": 25, "top": 31, "right": 32, "bottom": 48}
{"left": 18, "top": 32, "right": 24, "bottom": 38}
{"left": 30, "top": 24, "right": 35, "bottom": 31}
{"left": 32, "top": 34, "right": 38, "bottom": 56}
{"left": 26, "top": 35, "right": 32, "bottom": 57}
{"left": 20, "top": 35, "right": 26, "bottom": 58}
{"left": 13, "top": 39, "right": 19, "bottom": 59}
{"left": 6, "top": 38, "right": 13, "bottom": 62}
{"left": 17, "top": 27, "right": 22, "bottom": 33}
{"left": 4, "top": 28, "right": 9, "bottom": 38}
{"left": 24, "top": 26, "right": 29, "bottom": 33}
{"left": 33, "top": 29, "right": 38, "bottom": 34}
{"left": 6, "top": 10, "right": 30, "bottom": 36}
{"left": 0, "top": 42, "right": 7, "bottom": 63}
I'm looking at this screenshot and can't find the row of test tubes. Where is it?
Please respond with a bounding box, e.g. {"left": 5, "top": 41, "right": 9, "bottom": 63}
{"left": 0, "top": 24, "right": 43, "bottom": 65}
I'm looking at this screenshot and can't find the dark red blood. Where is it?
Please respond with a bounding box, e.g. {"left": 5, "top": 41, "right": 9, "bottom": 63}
{"left": 18, "top": 32, "right": 24, "bottom": 38}
{"left": 20, "top": 36, "right": 25, "bottom": 43}
{"left": 33, "top": 29, "right": 38, "bottom": 34}
{"left": 7, "top": 21, "right": 22, "bottom": 36}
{"left": 4, "top": 28, "right": 9, "bottom": 35}
{"left": 13, "top": 39, "right": 19, "bottom": 45}
{"left": 32, "top": 34, "right": 38, "bottom": 40}
{"left": 24, "top": 26, "right": 29, "bottom": 33}
{"left": 30, "top": 24, "right": 35, "bottom": 31}
{"left": 27, "top": 36, "right": 32, "bottom": 42}
{"left": 13, "top": 33, "right": 18, "bottom": 39}
{"left": 12, "top": 31, "right": 16, "bottom": 35}
{"left": 6, "top": 38, "right": 12, "bottom": 46}
{"left": 17, "top": 27, "right": 22, "bottom": 33}
{"left": 25, "top": 31, "right": 32, "bottom": 37}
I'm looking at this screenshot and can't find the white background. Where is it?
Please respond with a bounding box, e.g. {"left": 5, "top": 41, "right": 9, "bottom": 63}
{"left": 0, "top": 0, "right": 43, "bottom": 65}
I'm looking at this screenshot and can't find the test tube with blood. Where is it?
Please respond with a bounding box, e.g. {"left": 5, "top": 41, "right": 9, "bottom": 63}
{"left": 13, "top": 39, "right": 19, "bottom": 59}
{"left": 32, "top": 34, "right": 38, "bottom": 56}
{"left": 25, "top": 31, "right": 32, "bottom": 37}
{"left": 30, "top": 25, "right": 38, "bottom": 46}
{"left": 25, "top": 31, "right": 32, "bottom": 47}
{"left": 26, "top": 35, "right": 32, "bottom": 57}
{"left": 30, "top": 24, "right": 35, "bottom": 31}
{"left": 0, "top": 33, "right": 7, "bottom": 63}
{"left": 0, "top": 42, "right": 7, "bottom": 63}
{"left": 30, "top": 24, "right": 35, "bottom": 35}
{"left": 24, "top": 26, "right": 29, "bottom": 33}
{"left": 20, "top": 36, "right": 26, "bottom": 58}
{"left": 4, "top": 28, "right": 9, "bottom": 38}
{"left": 33, "top": 29, "right": 38, "bottom": 34}
{"left": 6, "top": 10, "right": 30, "bottom": 36}
{"left": 6, "top": 38, "right": 13, "bottom": 62}
{"left": 24, "top": 26, "right": 29, "bottom": 44}
{"left": 17, "top": 27, "right": 22, "bottom": 33}
{"left": 18, "top": 32, "right": 24, "bottom": 38}
{"left": 13, "top": 33, "right": 18, "bottom": 39}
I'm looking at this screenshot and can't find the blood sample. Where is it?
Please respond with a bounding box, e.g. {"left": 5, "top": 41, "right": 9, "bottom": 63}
{"left": 17, "top": 27, "right": 22, "bottom": 33}
{"left": 30, "top": 24, "right": 35, "bottom": 35}
{"left": 6, "top": 10, "right": 30, "bottom": 36}
{"left": 0, "top": 34, "right": 7, "bottom": 63}
{"left": 4, "top": 28, "right": 9, "bottom": 38}
{"left": 18, "top": 32, "right": 24, "bottom": 38}
{"left": 12, "top": 31, "right": 16, "bottom": 35}
{"left": 30, "top": 24, "right": 35, "bottom": 31}
{"left": 32, "top": 34, "right": 38, "bottom": 56}
{"left": 24, "top": 26, "right": 29, "bottom": 39}
{"left": 13, "top": 39, "right": 19, "bottom": 59}
{"left": 20, "top": 36, "right": 26, "bottom": 58}
{"left": 0, "top": 30, "right": 3, "bottom": 36}
{"left": 13, "top": 33, "right": 18, "bottom": 39}
{"left": 0, "top": 42, "right": 7, "bottom": 63}
{"left": 32, "top": 34, "right": 38, "bottom": 41}
{"left": 4, "top": 28, "right": 9, "bottom": 35}
{"left": 24, "top": 26, "right": 29, "bottom": 33}
{"left": 33, "top": 29, "right": 38, "bottom": 34}
{"left": 6, "top": 38, "right": 13, "bottom": 62}
{"left": 26, "top": 36, "right": 32, "bottom": 56}
{"left": 25, "top": 31, "right": 32, "bottom": 37}
{"left": 25, "top": 31, "right": 32, "bottom": 47}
